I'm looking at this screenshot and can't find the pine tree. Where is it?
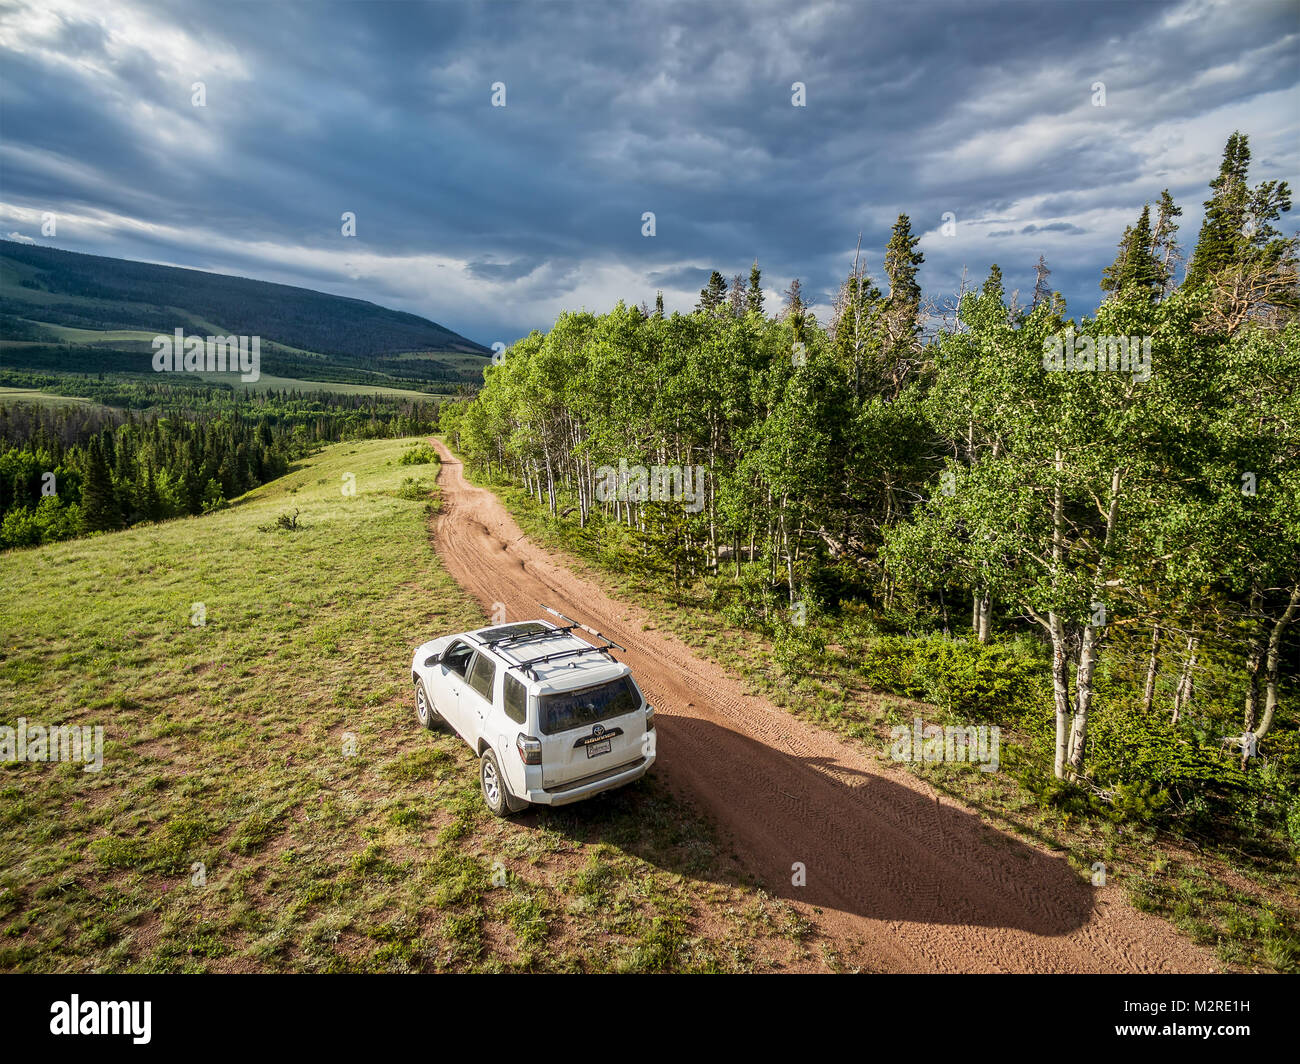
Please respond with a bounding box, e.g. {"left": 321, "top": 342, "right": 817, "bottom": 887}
{"left": 982, "top": 264, "right": 1004, "bottom": 302}
{"left": 831, "top": 264, "right": 881, "bottom": 398}
{"left": 1183, "top": 134, "right": 1296, "bottom": 326}
{"left": 140, "top": 460, "right": 163, "bottom": 522}
{"left": 1152, "top": 189, "right": 1183, "bottom": 296}
{"left": 654, "top": 291, "right": 664, "bottom": 318}
{"left": 81, "top": 437, "right": 120, "bottom": 532}
{"left": 883, "top": 213, "right": 924, "bottom": 308}
{"left": 1100, "top": 224, "right": 1135, "bottom": 295}
{"left": 697, "top": 271, "right": 727, "bottom": 314}
{"left": 1186, "top": 132, "right": 1253, "bottom": 286}
{"left": 1101, "top": 204, "right": 1161, "bottom": 299}
{"left": 746, "top": 260, "right": 764, "bottom": 315}
{"left": 234, "top": 442, "right": 251, "bottom": 494}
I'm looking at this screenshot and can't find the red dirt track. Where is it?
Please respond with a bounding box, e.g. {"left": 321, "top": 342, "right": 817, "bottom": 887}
{"left": 432, "top": 439, "right": 1219, "bottom": 973}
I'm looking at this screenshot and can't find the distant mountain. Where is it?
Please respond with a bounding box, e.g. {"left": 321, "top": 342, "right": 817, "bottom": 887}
{"left": 0, "top": 240, "right": 490, "bottom": 388}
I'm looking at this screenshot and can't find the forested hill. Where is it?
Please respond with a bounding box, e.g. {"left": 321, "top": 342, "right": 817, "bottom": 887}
{"left": 0, "top": 240, "right": 489, "bottom": 359}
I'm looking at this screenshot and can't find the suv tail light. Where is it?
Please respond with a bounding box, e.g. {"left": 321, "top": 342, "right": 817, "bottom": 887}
{"left": 645, "top": 704, "right": 655, "bottom": 730}
{"left": 517, "top": 733, "right": 542, "bottom": 765}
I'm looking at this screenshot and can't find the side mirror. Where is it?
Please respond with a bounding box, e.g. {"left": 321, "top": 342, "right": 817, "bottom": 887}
{"left": 423, "top": 653, "right": 442, "bottom": 668}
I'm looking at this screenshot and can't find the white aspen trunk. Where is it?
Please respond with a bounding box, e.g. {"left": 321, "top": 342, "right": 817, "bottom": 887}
{"left": 1172, "top": 636, "right": 1198, "bottom": 724}
{"left": 975, "top": 589, "right": 991, "bottom": 643}
{"left": 784, "top": 514, "right": 796, "bottom": 606}
{"left": 1142, "top": 625, "right": 1161, "bottom": 713}
{"left": 1243, "top": 586, "right": 1267, "bottom": 758}
{"left": 1068, "top": 623, "right": 1098, "bottom": 774}
{"left": 1068, "top": 466, "right": 1122, "bottom": 776}
{"left": 1254, "top": 586, "right": 1300, "bottom": 742}
{"left": 708, "top": 451, "right": 718, "bottom": 574}
{"left": 1051, "top": 613, "right": 1071, "bottom": 780}
{"left": 1050, "top": 447, "right": 1071, "bottom": 779}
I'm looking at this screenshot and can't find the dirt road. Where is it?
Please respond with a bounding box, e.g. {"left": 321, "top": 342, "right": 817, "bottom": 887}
{"left": 431, "top": 440, "right": 1219, "bottom": 973}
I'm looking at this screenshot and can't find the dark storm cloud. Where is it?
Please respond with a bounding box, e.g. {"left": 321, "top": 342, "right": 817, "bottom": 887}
{"left": 1, "top": 0, "right": 1296, "bottom": 343}
{"left": 648, "top": 265, "right": 717, "bottom": 290}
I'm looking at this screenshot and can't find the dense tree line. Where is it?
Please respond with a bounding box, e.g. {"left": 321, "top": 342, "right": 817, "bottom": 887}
{"left": 1, "top": 342, "right": 483, "bottom": 388}
{"left": 0, "top": 384, "right": 441, "bottom": 548}
{"left": 443, "top": 133, "right": 1299, "bottom": 825}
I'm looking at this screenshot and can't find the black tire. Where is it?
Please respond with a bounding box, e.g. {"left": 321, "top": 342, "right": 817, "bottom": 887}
{"left": 480, "top": 748, "right": 528, "bottom": 816}
{"left": 414, "top": 680, "right": 440, "bottom": 731}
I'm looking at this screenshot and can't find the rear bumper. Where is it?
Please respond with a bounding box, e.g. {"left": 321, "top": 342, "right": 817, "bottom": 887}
{"left": 527, "top": 755, "right": 653, "bottom": 807}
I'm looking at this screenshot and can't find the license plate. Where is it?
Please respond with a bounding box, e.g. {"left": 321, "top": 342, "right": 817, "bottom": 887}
{"left": 586, "top": 738, "right": 612, "bottom": 759}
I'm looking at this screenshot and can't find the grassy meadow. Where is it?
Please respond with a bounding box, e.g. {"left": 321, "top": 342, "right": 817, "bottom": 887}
{"left": 0, "top": 437, "right": 811, "bottom": 972}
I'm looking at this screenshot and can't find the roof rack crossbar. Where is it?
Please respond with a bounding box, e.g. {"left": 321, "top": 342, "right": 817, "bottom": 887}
{"left": 512, "top": 644, "right": 616, "bottom": 676}
{"left": 482, "top": 625, "right": 570, "bottom": 652}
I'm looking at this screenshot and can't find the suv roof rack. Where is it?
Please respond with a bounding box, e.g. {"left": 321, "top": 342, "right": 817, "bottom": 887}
{"left": 490, "top": 605, "right": 626, "bottom": 680}
{"left": 480, "top": 622, "right": 561, "bottom": 653}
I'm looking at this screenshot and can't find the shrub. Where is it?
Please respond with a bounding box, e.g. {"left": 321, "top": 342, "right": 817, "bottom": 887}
{"left": 257, "top": 508, "right": 302, "bottom": 533}
{"left": 398, "top": 443, "right": 437, "bottom": 466}
{"left": 771, "top": 623, "right": 827, "bottom": 676}
{"left": 1088, "top": 704, "right": 1248, "bottom": 800}
{"left": 859, "top": 634, "right": 1044, "bottom": 724}
{"left": 393, "top": 477, "right": 430, "bottom": 500}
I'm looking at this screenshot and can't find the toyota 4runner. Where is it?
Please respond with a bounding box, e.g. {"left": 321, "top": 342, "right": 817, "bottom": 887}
{"left": 409, "top": 607, "right": 656, "bottom": 815}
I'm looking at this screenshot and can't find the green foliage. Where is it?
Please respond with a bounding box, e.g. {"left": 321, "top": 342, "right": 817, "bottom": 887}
{"left": 1090, "top": 706, "right": 1247, "bottom": 797}
{"left": 771, "top": 622, "right": 827, "bottom": 676}
{"left": 257, "top": 508, "right": 302, "bottom": 533}
{"left": 1100, "top": 202, "right": 1162, "bottom": 299}
{"left": 398, "top": 443, "right": 437, "bottom": 466}
{"left": 392, "top": 476, "right": 431, "bottom": 500}
{"left": 859, "top": 634, "right": 1045, "bottom": 724}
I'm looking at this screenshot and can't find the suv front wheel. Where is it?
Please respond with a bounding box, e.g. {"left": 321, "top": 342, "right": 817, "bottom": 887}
{"left": 415, "top": 680, "right": 440, "bottom": 730}
{"left": 480, "top": 748, "right": 527, "bottom": 817}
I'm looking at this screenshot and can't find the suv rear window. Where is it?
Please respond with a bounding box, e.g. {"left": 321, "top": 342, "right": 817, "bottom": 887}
{"left": 467, "top": 653, "right": 496, "bottom": 702}
{"left": 538, "top": 676, "right": 640, "bottom": 735}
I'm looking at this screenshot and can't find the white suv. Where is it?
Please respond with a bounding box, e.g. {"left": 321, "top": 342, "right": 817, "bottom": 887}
{"left": 409, "top": 607, "right": 656, "bottom": 816}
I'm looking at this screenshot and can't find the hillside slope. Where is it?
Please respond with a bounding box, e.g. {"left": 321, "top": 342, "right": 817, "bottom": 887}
{"left": 0, "top": 241, "right": 488, "bottom": 357}
{"left": 0, "top": 241, "right": 490, "bottom": 389}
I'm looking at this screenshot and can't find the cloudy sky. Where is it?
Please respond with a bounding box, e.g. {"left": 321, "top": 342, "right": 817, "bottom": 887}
{"left": 1, "top": 0, "right": 1297, "bottom": 347}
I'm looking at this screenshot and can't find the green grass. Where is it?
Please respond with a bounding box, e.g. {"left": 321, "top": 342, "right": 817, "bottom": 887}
{"left": 0, "top": 386, "right": 100, "bottom": 408}
{"left": 0, "top": 437, "right": 812, "bottom": 972}
{"left": 17, "top": 323, "right": 161, "bottom": 345}
{"left": 189, "top": 372, "right": 445, "bottom": 399}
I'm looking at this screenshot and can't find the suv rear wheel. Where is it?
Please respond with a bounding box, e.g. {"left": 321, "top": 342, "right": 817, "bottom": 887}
{"left": 480, "top": 748, "right": 527, "bottom": 816}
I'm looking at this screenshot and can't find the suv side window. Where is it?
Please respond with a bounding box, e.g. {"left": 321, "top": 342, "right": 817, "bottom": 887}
{"left": 503, "top": 674, "right": 527, "bottom": 724}
{"left": 467, "top": 652, "right": 496, "bottom": 702}
{"left": 444, "top": 640, "right": 474, "bottom": 678}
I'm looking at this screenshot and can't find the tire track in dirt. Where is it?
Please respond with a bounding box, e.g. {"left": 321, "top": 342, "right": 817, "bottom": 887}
{"left": 431, "top": 440, "right": 1220, "bottom": 974}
